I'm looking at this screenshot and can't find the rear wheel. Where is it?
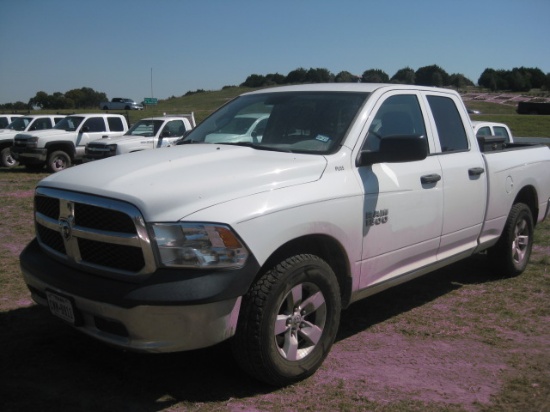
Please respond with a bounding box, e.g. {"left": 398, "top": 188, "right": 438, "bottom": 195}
{"left": 1, "top": 147, "right": 19, "bottom": 167}
{"left": 47, "top": 150, "right": 72, "bottom": 173}
{"left": 489, "top": 203, "right": 534, "bottom": 276}
{"left": 231, "top": 254, "right": 341, "bottom": 386}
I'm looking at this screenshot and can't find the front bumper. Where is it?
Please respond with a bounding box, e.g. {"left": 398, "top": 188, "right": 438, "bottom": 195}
{"left": 20, "top": 238, "right": 260, "bottom": 352}
{"left": 11, "top": 146, "right": 47, "bottom": 163}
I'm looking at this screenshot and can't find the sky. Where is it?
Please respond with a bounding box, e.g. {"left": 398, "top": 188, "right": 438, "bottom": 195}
{"left": 1, "top": 0, "right": 549, "bottom": 105}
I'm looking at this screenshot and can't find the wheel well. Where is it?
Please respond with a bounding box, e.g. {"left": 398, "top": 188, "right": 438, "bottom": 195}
{"left": 0, "top": 142, "right": 11, "bottom": 150}
{"left": 262, "top": 235, "right": 353, "bottom": 308}
{"left": 45, "top": 143, "right": 75, "bottom": 159}
{"left": 514, "top": 185, "right": 538, "bottom": 226}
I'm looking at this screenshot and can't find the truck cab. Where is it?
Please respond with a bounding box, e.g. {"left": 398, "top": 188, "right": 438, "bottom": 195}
{"left": 85, "top": 114, "right": 195, "bottom": 161}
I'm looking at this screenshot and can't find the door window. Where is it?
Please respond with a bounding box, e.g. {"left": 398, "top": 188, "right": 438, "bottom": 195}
{"left": 426, "top": 95, "right": 468, "bottom": 152}
{"left": 364, "top": 94, "right": 426, "bottom": 152}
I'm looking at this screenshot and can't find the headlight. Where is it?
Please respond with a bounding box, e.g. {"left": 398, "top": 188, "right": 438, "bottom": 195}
{"left": 27, "top": 136, "right": 39, "bottom": 148}
{"left": 152, "top": 223, "right": 249, "bottom": 269}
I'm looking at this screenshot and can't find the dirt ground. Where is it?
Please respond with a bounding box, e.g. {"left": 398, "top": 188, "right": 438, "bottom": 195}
{"left": 1, "top": 178, "right": 549, "bottom": 411}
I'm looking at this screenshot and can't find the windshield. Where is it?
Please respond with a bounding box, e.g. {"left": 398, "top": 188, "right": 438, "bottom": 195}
{"left": 125, "top": 119, "right": 164, "bottom": 137}
{"left": 7, "top": 117, "right": 31, "bottom": 131}
{"left": 53, "top": 116, "right": 84, "bottom": 131}
{"left": 180, "top": 91, "right": 369, "bottom": 154}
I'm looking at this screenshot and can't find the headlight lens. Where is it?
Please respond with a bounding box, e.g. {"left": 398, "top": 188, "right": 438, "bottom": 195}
{"left": 152, "top": 223, "right": 249, "bottom": 269}
{"left": 27, "top": 136, "right": 39, "bottom": 148}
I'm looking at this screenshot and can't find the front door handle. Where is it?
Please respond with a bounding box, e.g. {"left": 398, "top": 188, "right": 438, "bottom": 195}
{"left": 421, "top": 174, "right": 441, "bottom": 184}
{"left": 468, "top": 167, "right": 485, "bottom": 176}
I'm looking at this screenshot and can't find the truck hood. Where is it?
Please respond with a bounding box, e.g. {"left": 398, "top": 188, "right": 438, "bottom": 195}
{"left": 16, "top": 129, "right": 71, "bottom": 139}
{"left": 39, "top": 144, "right": 327, "bottom": 221}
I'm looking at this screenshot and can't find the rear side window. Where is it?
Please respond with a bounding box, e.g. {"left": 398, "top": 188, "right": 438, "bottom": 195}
{"left": 476, "top": 126, "right": 490, "bottom": 137}
{"left": 427, "top": 95, "right": 468, "bottom": 152}
{"left": 493, "top": 126, "right": 510, "bottom": 141}
{"left": 108, "top": 117, "right": 125, "bottom": 132}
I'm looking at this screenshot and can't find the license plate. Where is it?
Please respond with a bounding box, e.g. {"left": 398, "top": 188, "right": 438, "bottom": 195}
{"left": 46, "top": 291, "right": 76, "bottom": 325}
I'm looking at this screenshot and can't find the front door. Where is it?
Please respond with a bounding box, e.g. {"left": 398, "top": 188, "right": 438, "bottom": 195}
{"left": 357, "top": 91, "right": 443, "bottom": 289}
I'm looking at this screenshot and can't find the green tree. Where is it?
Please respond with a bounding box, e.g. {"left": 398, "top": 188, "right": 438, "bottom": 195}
{"left": 361, "top": 69, "right": 389, "bottom": 83}
{"left": 415, "top": 64, "right": 449, "bottom": 86}
{"left": 241, "top": 74, "right": 266, "bottom": 87}
{"left": 334, "top": 71, "right": 359, "bottom": 83}
{"left": 285, "top": 68, "right": 308, "bottom": 84}
{"left": 305, "top": 68, "right": 333, "bottom": 83}
{"left": 449, "top": 73, "right": 474, "bottom": 90}
{"left": 390, "top": 67, "right": 415, "bottom": 84}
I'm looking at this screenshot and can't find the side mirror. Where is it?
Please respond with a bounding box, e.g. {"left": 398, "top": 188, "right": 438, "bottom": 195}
{"left": 80, "top": 126, "right": 89, "bottom": 133}
{"left": 357, "top": 135, "right": 428, "bottom": 166}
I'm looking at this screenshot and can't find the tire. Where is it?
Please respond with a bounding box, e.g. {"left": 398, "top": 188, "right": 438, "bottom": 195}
{"left": 47, "top": 150, "right": 72, "bottom": 173}
{"left": 231, "top": 254, "right": 341, "bottom": 386}
{"left": 1, "top": 147, "right": 19, "bottom": 167}
{"left": 488, "top": 203, "right": 534, "bottom": 276}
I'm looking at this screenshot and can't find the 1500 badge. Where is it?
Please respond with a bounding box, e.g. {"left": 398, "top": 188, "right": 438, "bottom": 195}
{"left": 366, "top": 209, "right": 388, "bottom": 226}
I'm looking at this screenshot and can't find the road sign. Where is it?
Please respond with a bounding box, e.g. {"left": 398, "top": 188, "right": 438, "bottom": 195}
{"left": 144, "top": 98, "right": 158, "bottom": 105}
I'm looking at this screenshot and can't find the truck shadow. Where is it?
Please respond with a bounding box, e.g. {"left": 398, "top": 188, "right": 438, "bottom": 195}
{"left": 1, "top": 255, "right": 504, "bottom": 412}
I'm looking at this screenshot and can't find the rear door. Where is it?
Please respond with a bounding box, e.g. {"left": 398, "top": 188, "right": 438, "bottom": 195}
{"left": 423, "top": 92, "right": 487, "bottom": 260}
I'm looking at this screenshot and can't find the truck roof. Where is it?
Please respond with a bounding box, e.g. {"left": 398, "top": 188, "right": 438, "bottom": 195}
{"left": 243, "top": 83, "right": 460, "bottom": 95}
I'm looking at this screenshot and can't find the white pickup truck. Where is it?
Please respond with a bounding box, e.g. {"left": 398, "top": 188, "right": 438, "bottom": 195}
{"left": 0, "top": 114, "right": 65, "bottom": 167}
{"left": 99, "top": 98, "right": 143, "bottom": 111}
{"left": 19, "top": 84, "right": 550, "bottom": 386}
{"left": 84, "top": 114, "right": 196, "bottom": 161}
{"left": 472, "top": 120, "right": 514, "bottom": 143}
{"left": 0, "top": 114, "right": 23, "bottom": 129}
{"left": 11, "top": 113, "right": 128, "bottom": 172}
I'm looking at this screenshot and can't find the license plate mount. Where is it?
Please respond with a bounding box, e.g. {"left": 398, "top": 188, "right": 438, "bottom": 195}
{"left": 46, "top": 290, "right": 82, "bottom": 326}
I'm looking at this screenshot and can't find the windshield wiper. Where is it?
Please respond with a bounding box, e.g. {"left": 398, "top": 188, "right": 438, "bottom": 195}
{"left": 176, "top": 139, "right": 201, "bottom": 145}
{"left": 218, "top": 141, "right": 293, "bottom": 153}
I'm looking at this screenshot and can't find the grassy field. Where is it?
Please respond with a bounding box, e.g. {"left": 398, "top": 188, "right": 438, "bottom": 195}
{"left": 1, "top": 90, "right": 549, "bottom": 411}
{"left": 0, "top": 168, "right": 548, "bottom": 411}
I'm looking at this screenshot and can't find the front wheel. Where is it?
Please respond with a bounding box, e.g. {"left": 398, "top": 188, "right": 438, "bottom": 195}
{"left": 1, "top": 147, "right": 19, "bottom": 167}
{"left": 47, "top": 150, "right": 72, "bottom": 173}
{"left": 489, "top": 203, "right": 534, "bottom": 276}
{"left": 231, "top": 254, "right": 341, "bottom": 386}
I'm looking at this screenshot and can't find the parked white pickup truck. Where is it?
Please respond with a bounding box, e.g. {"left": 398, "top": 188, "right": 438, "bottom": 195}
{"left": 84, "top": 114, "right": 195, "bottom": 161}
{"left": 11, "top": 113, "right": 128, "bottom": 172}
{"left": 0, "top": 114, "right": 23, "bottom": 129}
{"left": 100, "top": 98, "right": 143, "bottom": 111}
{"left": 472, "top": 121, "right": 514, "bottom": 143}
{"left": 0, "top": 114, "right": 65, "bottom": 167}
{"left": 19, "top": 84, "right": 550, "bottom": 386}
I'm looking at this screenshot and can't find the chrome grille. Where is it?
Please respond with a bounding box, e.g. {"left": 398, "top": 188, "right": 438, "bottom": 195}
{"left": 34, "top": 187, "right": 156, "bottom": 277}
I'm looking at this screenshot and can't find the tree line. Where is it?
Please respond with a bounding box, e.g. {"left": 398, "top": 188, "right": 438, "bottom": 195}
{"left": 1, "top": 65, "right": 549, "bottom": 111}
{"left": 240, "top": 65, "right": 550, "bottom": 92}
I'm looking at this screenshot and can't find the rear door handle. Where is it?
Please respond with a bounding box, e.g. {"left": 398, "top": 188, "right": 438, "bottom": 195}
{"left": 468, "top": 167, "right": 485, "bottom": 176}
{"left": 421, "top": 174, "right": 441, "bottom": 184}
